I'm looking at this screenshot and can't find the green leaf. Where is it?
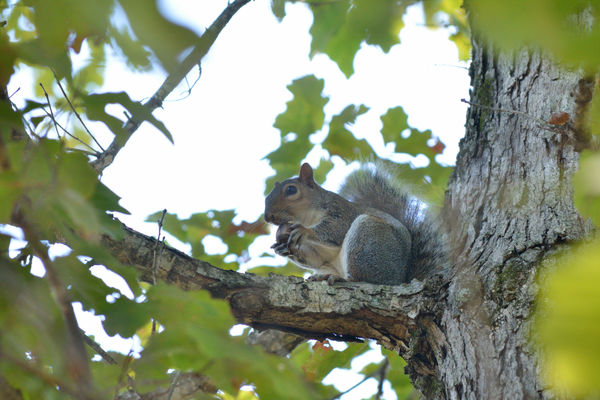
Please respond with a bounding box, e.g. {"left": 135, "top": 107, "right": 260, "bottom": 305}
{"left": 380, "top": 106, "right": 409, "bottom": 143}
{"left": 82, "top": 92, "right": 173, "bottom": 144}
{"left": 119, "top": 0, "right": 200, "bottom": 73}
{"left": 381, "top": 106, "right": 439, "bottom": 157}
{"left": 271, "top": 0, "right": 286, "bottom": 21}
{"left": 291, "top": 341, "right": 369, "bottom": 382}
{"left": 381, "top": 349, "right": 414, "bottom": 399}
{"left": 574, "top": 151, "right": 600, "bottom": 225}
{"left": 536, "top": 240, "right": 600, "bottom": 396}
{"left": 322, "top": 104, "right": 372, "bottom": 160}
{"left": 102, "top": 296, "right": 152, "bottom": 337}
{"left": 310, "top": 0, "right": 407, "bottom": 77}
{"left": 273, "top": 75, "right": 328, "bottom": 138}
{"left": 266, "top": 75, "right": 328, "bottom": 191}
{"left": 312, "top": 157, "right": 335, "bottom": 184}
{"left": 0, "top": 171, "right": 21, "bottom": 223}
{"left": 15, "top": 38, "right": 73, "bottom": 78}
{"left": 469, "top": 0, "right": 600, "bottom": 71}
{"left": 108, "top": 26, "right": 152, "bottom": 71}
{"left": 21, "top": 99, "right": 47, "bottom": 114}
{"left": 135, "top": 284, "right": 317, "bottom": 399}
{"left": 72, "top": 41, "right": 106, "bottom": 90}
{"left": 423, "top": 0, "right": 471, "bottom": 61}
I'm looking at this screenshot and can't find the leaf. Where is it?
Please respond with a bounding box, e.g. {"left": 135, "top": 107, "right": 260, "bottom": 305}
{"left": 273, "top": 75, "right": 328, "bottom": 138}
{"left": 0, "top": 171, "right": 22, "bottom": 223}
{"left": 381, "top": 349, "right": 415, "bottom": 398}
{"left": 271, "top": 0, "right": 286, "bottom": 21}
{"left": 135, "top": 284, "right": 316, "bottom": 399}
{"left": 536, "top": 239, "right": 600, "bottom": 396}
{"left": 108, "top": 25, "right": 152, "bottom": 71}
{"left": 15, "top": 38, "right": 73, "bottom": 79}
{"left": 574, "top": 151, "right": 600, "bottom": 225}
{"left": 380, "top": 106, "right": 409, "bottom": 143}
{"left": 119, "top": 0, "right": 200, "bottom": 73}
{"left": 291, "top": 341, "right": 369, "bottom": 382}
{"left": 265, "top": 75, "right": 328, "bottom": 192}
{"left": 312, "top": 158, "right": 334, "bottom": 183}
{"left": 380, "top": 106, "right": 446, "bottom": 160}
{"left": 322, "top": 104, "right": 372, "bottom": 160}
{"left": 82, "top": 92, "right": 173, "bottom": 144}
{"left": 469, "top": 0, "right": 600, "bottom": 71}
{"left": 102, "top": 296, "right": 152, "bottom": 337}
{"left": 423, "top": 0, "right": 471, "bottom": 61}
{"left": 310, "top": 0, "right": 407, "bottom": 77}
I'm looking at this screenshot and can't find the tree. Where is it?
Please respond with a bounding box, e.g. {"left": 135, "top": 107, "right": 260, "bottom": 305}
{"left": 0, "top": 0, "right": 598, "bottom": 399}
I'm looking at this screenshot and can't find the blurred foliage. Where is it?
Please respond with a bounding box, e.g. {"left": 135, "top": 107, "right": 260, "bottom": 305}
{"left": 536, "top": 240, "right": 600, "bottom": 398}
{"left": 574, "top": 150, "right": 600, "bottom": 226}
{"left": 468, "top": 0, "right": 599, "bottom": 72}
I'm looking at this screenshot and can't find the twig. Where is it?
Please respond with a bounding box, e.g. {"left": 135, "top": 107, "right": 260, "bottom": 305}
{"left": 80, "top": 328, "right": 117, "bottom": 365}
{"left": 166, "top": 371, "right": 181, "bottom": 400}
{"left": 41, "top": 108, "right": 100, "bottom": 155}
{"left": 328, "top": 358, "right": 390, "bottom": 400}
{"left": 151, "top": 209, "right": 167, "bottom": 334}
{"left": 171, "top": 64, "right": 202, "bottom": 102}
{"left": 460, "top": 97, "right": 564, "bottom": 132}
{"left": 53, "top": 72, "right": 105, "bottom": 152}
{"left": 460, "top": 98, "right": 539, "bottom": 120}
{"left": 8, "top": 87, "right": 20, "bottom": 98}
{"left": 375, "top": 358, "right": 389, "bottom": 400}
{"left": 90, "top": 0, "right": 252, "bottom": 174}
{"left": 39, "top": 83, "right": 60, "bottom": 139}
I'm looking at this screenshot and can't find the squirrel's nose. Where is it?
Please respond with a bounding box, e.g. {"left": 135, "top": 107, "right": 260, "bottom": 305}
{"left": 265, "top": 213, "right": 273, "bottom": 223}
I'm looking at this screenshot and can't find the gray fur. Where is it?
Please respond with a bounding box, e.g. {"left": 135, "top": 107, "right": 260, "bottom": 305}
{"left": 339, "top": 165, "right": 446, "bottom": 282}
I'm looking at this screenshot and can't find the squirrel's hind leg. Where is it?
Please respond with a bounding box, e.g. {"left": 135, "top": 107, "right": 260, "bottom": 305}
{"left": 343, "top": 214, "right": 411, "bottom": 285}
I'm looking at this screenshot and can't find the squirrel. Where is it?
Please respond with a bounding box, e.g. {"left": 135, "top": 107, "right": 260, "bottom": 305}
{"left": 264, "top": 163, "right": 446, "bottom": 285}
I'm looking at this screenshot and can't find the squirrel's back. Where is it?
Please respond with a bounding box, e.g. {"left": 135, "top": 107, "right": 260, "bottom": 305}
{"left": 339, "top": 165, "right": 446, "bottom": 281}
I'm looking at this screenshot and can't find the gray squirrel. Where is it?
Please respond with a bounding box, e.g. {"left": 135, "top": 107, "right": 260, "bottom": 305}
{"left": 264, "top": 163, "right": 446, "bottom": 285}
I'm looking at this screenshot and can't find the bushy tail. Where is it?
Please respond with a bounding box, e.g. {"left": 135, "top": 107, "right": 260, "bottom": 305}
{"left": 339, "top": 165, "right": 446, "bottom": 281}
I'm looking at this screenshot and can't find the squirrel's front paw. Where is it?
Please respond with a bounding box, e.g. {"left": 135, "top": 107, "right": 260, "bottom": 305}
{"left": 287, "top": 223, "right": 309, "bottom": 252}
{"left": 271, "top": 241, "right": 291, "bottom": 256}
{"left": 271, "top": 223, "right": 293, "bottom": 256}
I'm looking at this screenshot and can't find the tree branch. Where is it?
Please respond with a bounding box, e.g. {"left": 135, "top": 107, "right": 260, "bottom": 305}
{"left": 91, "top": 0, "right": 252, "bottom": 174}
{"left": 101, "top": 222, "right": 443, "bottom": 357}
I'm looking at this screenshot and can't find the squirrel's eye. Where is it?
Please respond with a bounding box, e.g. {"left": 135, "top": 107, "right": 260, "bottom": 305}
{"left": 285, "top": 185, "right": 297, "bottom": 196}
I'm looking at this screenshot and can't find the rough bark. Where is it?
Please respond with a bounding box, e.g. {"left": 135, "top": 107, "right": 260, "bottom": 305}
{"left": 433, "top": 43, "right": 591, "bottom": 399}
{"left": 102, "top": 225, "right": 443, "bottom": 352}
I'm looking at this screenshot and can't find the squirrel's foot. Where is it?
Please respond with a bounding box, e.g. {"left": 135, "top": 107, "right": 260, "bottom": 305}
{"left": 307, "top": 273, "right": 346, "bottom": 285}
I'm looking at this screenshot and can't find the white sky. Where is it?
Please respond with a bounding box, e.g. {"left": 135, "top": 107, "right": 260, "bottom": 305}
{"left": 5, "top": 1, "right": 470, "bottom": 398}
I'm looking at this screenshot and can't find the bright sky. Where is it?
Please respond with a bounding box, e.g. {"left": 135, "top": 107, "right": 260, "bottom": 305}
{"left": 6, "top": 1, "right": 470, "bottom": 398}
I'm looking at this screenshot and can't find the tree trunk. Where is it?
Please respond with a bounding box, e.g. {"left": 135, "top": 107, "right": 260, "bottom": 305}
{"left": 421, "top": 36, "right": 591, "bottom": 398}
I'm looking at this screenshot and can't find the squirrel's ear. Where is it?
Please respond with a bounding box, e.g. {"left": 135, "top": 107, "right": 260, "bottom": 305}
{"left": 299, "top": 163, "right": 315, "bottom": 187}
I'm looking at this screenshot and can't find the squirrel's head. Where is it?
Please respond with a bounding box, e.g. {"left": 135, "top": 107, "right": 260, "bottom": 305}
{"left": 264, "top": 163, "right": 320, "bottom": 225}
